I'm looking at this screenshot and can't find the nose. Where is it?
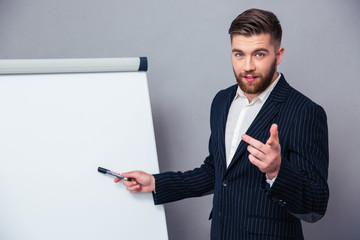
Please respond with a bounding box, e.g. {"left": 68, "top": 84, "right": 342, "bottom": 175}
{"left": 243, "top": 57, "right": 255, "bottom": 72}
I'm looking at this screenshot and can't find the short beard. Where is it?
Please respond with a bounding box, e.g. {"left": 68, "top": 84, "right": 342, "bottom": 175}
{"left": 235, "top": 59, "right": 277, "bottom": 95}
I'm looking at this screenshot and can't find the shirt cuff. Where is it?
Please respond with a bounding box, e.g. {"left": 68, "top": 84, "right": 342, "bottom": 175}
{"left": 266, "top": 174, "right": 277, "bottom": 187}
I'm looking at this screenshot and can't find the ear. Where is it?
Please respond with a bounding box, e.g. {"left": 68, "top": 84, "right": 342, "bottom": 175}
{"left": 276, "top": 47, "right": 285, "bottom": 66}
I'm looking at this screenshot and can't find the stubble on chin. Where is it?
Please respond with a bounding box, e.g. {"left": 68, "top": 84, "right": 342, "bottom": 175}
{"left": 234, "top": 60, "right": 277, "bottom": 95}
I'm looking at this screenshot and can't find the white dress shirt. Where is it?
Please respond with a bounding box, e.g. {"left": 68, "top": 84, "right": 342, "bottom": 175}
{"left": 225, "top": 73, "right": 282, "bottom": 185}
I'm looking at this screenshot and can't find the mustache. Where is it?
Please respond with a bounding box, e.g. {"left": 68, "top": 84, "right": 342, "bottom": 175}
{"left": 239, "top": 72, "right": 259, "bottom": 77}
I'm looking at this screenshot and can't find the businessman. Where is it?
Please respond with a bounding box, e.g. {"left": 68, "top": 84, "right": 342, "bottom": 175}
{"left": 116, "top": 8, "right": 329, "bottom": 239}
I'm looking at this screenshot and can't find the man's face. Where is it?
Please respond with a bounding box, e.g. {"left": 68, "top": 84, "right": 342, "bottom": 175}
{"left": 231, "top": 33, "right": 284, "bottom": 100}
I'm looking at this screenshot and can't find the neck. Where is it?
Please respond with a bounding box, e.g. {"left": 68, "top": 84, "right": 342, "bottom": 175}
{"left": 244, "top": 93, "right": 257, "bottom": 103}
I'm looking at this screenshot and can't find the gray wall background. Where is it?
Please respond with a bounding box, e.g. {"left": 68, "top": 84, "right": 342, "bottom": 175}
{"left": 1, "top": 0, "right": 359, "bottom": 239}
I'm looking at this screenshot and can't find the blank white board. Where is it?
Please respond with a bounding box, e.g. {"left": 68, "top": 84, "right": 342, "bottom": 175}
{"left": 0, "top": 58, "right": 168, "bottom": 240}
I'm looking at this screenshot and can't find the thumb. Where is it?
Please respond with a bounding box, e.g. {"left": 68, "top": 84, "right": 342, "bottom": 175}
{"left": 121, "top": 171, "right": 139, "bottom": 180}
{"left": 267, "top": 124, "right": 279, "bottom": 146}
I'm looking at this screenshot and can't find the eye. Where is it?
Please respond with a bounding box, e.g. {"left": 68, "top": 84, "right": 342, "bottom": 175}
{"left": 255, "top": 53, "right": 265, "bottom": 58}
{"left": 235, "top": 53, "right": 244, "bottom": 57}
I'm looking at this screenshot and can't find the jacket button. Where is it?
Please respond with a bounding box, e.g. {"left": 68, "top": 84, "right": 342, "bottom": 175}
{"left": 278, "top": 199, "right": 287, "bottom": 207}
{"left": 223, "top": 180, "right": 228, "bottom": 187}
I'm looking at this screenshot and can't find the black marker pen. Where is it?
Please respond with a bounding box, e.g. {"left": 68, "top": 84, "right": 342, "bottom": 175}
{"left": 98, "top": 167, "right": 132, "bottom": 181}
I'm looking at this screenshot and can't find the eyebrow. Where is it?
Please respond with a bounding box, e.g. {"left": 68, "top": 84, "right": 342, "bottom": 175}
{"left": 232, "top": 48, "right": 270, "bottom": 53}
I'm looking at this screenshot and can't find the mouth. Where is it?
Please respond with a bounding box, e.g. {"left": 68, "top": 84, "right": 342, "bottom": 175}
{"left": 243, "top": 75, "right": 258, "bottom": 82}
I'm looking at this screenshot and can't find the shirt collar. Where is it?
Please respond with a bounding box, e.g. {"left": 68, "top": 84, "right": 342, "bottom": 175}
{"left": 235, "top": 73, "right": 282, "bottom": 104}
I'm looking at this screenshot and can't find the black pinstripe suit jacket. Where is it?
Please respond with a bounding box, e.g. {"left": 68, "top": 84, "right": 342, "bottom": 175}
{"left": 153, "top": 75, "right": 329, "bottom": 240}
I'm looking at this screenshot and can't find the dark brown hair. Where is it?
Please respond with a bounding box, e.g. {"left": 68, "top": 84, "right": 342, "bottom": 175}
{"left": 229, "top": 8, "right": 282, "bottom": 46}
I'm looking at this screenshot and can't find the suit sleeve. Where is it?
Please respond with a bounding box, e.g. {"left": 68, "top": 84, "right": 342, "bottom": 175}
{"left": 264, "top": 103, "right": 329, "bottom": 223}
{"left": 152, "top": 151, "right": 215, "bottom": 205}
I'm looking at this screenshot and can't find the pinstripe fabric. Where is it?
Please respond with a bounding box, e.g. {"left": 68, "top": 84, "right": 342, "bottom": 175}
{"left": 153, "top": 75, "right": 329, "bottom": 239}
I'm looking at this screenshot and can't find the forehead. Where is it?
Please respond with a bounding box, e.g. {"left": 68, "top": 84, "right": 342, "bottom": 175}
{"left": 231, "top": 33, "right": 274, "bottom": 51}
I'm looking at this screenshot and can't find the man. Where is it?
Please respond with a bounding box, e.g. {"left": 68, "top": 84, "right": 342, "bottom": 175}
{"left": 116, "top": 8, "right": 329, "bottom": 239}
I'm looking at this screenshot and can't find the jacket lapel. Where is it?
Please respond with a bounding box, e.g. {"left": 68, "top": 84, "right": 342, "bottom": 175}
{"left": 225, "top": 75, "right": 291, "bottom": 173}
{"left": 217, "top": 85, "right": 237, "bottom": 170}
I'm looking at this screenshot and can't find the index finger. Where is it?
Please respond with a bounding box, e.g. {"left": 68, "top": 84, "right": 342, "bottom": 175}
{"left": 114, "top": 177, "right": 122, "bottom": 183}
{"left": 242, "top": 134, "right": 266, "bottom": 152}
{"left": 267, "top": 123, "right": 279, "bottom": 146}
